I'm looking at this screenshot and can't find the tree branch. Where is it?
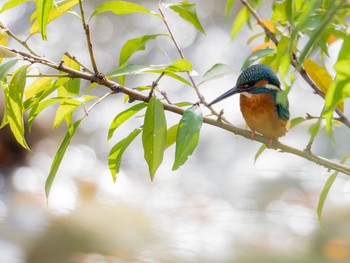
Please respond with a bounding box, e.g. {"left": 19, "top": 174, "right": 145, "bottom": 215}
{"left": 2, "top": 45, "right": 348, "bottom": 176}
{"left": 78, "top": 0, "right": 99, "bottom": 73}
{"left": 240, "top": 0, "right": 350, "bottom": 128}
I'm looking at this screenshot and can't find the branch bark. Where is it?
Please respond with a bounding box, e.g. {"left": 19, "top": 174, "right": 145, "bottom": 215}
{"left": 2, "top": 45, "right": 349, "bottom": 176}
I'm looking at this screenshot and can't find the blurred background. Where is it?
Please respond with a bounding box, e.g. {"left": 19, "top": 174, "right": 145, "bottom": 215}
{"left": 1, "top": 0, "right": 350, "bottom": 262}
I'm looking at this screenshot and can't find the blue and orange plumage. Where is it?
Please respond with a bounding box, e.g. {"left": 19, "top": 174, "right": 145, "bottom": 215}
{"left": 209, "top": 64, "right": 290, "bottom": 146}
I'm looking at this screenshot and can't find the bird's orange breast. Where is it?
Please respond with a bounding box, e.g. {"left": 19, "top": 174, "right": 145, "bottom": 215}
{"left": 240, "top": 93, "right": 289, "bottom": 139}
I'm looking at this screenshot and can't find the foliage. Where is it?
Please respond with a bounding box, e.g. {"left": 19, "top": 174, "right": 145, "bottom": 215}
{"left": 0, "top": 0, "right": 350, "bottom": 228}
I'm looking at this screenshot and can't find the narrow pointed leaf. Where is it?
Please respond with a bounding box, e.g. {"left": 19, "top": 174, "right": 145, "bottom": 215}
{"left": 142, "top": 96, "right": 167, "bottom": 180}
{"left": 324, "top": 35, "right": 350, "bottom": 131}
{"left": 108, "top": 128, "right": 142, "bottom": 181}
{"left": 119, "top": 34, "right": 167, "bottom": 66}
{"left": 53, "top": 96, "right": 94, "bottom": 129}
{"left": 59, "top": 55, "right": 80, "bottom": 96}
{"left": 242, "top": 48, "right": 275, "bottom": 70}
{"left": 108, "top": 102, "right": 147, "bottom": 140}
{"left": 317, "top": 153, "right": 350, "bottom": 231}
{"left": 172, "top": 105, "right": 203, "bottom": 170}
{"left": 45, "top": 118, "right": 83, "bottom": 199}
{"left": 6, "top": 65, "right": 30, "bottom": 150}
{"left": 225, "top": 0, "right": 235, "bottom": 17}
{"left": 0, "top": 29, "right": 9, "bottom": 63}
{"left": 0, "top": 0, "right": 33, "bottom": 13}
{"left": 0, "top": 58, "right": 19, "bottom": 81}
{"left": 35, "top": 0, "right": 53, "bottom": 40}
{"left": 254, "top": 144, "right": 266, "bottom": 163}
{"left": 290, "top": 117, "right": 306, "bottom": 129}
{"left": 303, "top": 59, "right": 344, "bottom": 111}
{"left": 90, "top": 1, "right": 156, "bottom": 18}
{"left": 168, "top": 1, "right": 205, "bottom": 34}
{"left": 201, "top": 63, "right": 234, "bottom": 84}
{"left": 231, "top": 7, "right": 249, "bottom": 39}
{"left": 317, "top": 171, "right": 338, "bottom": 232}
{"left": 31, "top": 0, "right": 79, "bottom": 35}
{"left": 28, "top": 97, "right": 63, "bottom": 128}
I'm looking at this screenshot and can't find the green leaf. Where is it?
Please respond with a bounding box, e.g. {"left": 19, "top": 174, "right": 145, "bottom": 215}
{"left": 254, "top": 144, "right": 266, "bottom": 163}
{"left": 53, "top": 96, "right": 94, "bottom": 129}
{"left": 45, "top": 118, "right": 83, "bottom": 199}
{"left": 172, "top": 105, "right": 203, "bottom": 171}
{"left": 0, "top": 59, "right": 19, "bottom": 81}
{"left": 6, "top": 65, "right": 30, "bottom": 150}
{"left": 231, "top": 6, "right": 249, "bottom": 40}
{"left": 24, "top": 77, "right": 53, "bottom": 100}
{"left": 324, "top": 35, "right": 350, "bottom": 131}
{"left": 298, "top": 1, "right": 345, "bottom": 65}
{"left": 108, "top": 128, "right": 142, "bottom": 182}
{"left": 0, "top": 28, "right": 9, "bottom": 63}
{"left": 165, "top": 59, "right": 192, "bottom": 72}
{"left": 142, "top": 96, "right": 167, "bottom": 180}
{"left": 290, "top": 117, "right": 306, "bottom": 129}
{"left": 0, "top": 84, "right": 9, "bottom": 128}
{"left": 90, "top": 1, "right": 156, "bottom": 18}
{"left": 241, "top": 48, "right": 275, "bottom": 70}
{"left": 28, "top": 97, "right": 63, "bottom": 128}
{"left": 0, "top": 0, "right": 34, "bottom": 13}
{"left": 201, "top": 63, "right": 234, "bottom": 84}
{"left": 166, "top": 124, "right": 178, "bottom": 149}
{"left": 225, "top": 0, "right": 235, "bottom": 17}
{"left": 276, "top": 36, "right": 290, "bottom": 80}
{"left": 108, "top": 102, "right": 147, "bottom": 140}
{"left": 168, "top": 1, "right": 205, "bottom": 34}
{"left": 317, "top": 153, "right": 350, "bottom": 231}
{"left": 31, "top": 0, "right": 79, "bottom": 35}
{"left": 119, "top": 34, "right": 167, "bottom": 66}
{"left": 35, "top": 0, "right": 53, "bottom": 40}
{"left": 59, "top": 54, "right": 80, "bottom": 96}
{"left": 285, "top": 0, "right": 293, "bottom": 26}
{"left": 317, "top": 171, "right": 338, "bottom": 232}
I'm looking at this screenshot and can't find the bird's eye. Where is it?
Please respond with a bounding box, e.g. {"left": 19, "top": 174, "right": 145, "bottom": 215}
{"left": 241, "top": 81, "right": 256, "bottom": 89}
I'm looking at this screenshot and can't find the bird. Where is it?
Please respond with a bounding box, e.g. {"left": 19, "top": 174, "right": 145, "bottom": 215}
{"left": 208, "top": 64, "right": 290, "bottom": 147}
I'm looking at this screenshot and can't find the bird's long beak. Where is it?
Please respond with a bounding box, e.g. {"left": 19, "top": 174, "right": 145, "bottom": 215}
{"left": 208, "top": 86, "right": 241, "bottom": 106}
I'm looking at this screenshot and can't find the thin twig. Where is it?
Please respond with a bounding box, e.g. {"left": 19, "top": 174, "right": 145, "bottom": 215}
{"left": 78, "top": 0, "right": 99, "bottom": 73}
{"left": 240, "top": 0, "right": 350, "bottom": 128}
{"left": 149, "top": 72, "right": 165, "bottom": 100}
{"left": 4, "top": 45, "right": 350, "bottom": 176}
{"left": 160, "top": 90, "right": 172, "bottom": 104}
{"left": 0, "top": 24, "right": 40, "bottom": 56}
{"left": 85, "top": 91, "right": 115, "bottom": 116}
{"left": 64, "top": 51, "right": 94, "bottom": 74}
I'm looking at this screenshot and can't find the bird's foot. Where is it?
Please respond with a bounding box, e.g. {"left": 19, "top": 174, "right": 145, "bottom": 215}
{"left": 267, "top": 138, "right": 274, "bottom": 148}
{"left": 251, "top": 130, "right": 256, "bottom": 140}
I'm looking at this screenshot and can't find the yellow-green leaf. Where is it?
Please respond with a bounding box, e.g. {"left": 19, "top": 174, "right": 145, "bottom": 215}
{"left": 31, "top": 0, "right": 79, "bottom": 35}
{"left": 6, "top": 65, "right": 30, "bottom": 150}
{"left": 46, "top": 117, "right": 83, "bottom": 199}
{"left": 231, "top": 7, "right": 249, "bottom": 40}
{"left": 90, "top": 1, "right": 156, "bottom": 18}
{"left": 108, "top": 128, "right": 142, "bottom": 182}
{"left": 35, "top": 0, "right": 53, "bottom": 40}
{"left": 304, "top": 58, "right": 343, "bottom": 112}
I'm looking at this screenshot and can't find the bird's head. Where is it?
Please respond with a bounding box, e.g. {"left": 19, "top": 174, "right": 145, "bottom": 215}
{"left": 209, "top": 64, "right": 281, "bottom": 106}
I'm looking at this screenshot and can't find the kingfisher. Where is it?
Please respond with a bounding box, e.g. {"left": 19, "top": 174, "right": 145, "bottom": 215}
{"left": 209, "top": 64, "right": 290, "bottom": 147}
